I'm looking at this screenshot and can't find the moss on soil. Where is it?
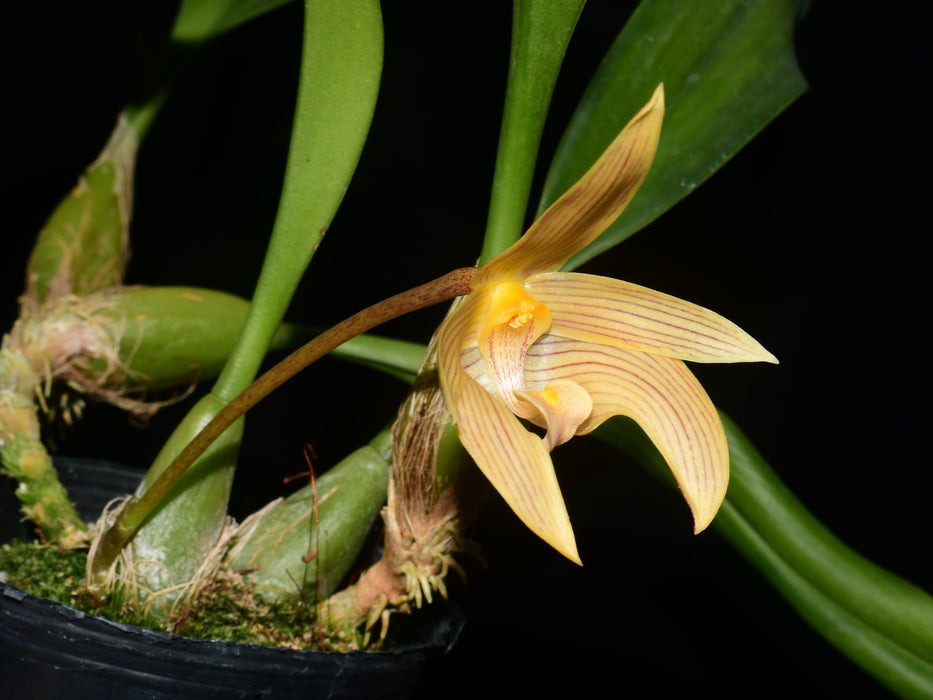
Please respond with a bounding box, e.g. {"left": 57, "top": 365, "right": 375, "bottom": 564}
{"left": 0, "top": 539, "right": 367, "bottom": 651}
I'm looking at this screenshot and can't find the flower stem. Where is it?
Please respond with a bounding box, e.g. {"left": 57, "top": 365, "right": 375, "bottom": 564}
{"left": 90, "top": 267, "right": 476, "bottom": 571}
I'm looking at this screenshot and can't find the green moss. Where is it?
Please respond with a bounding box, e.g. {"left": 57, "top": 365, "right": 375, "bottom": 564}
{"left": 0, "top": 540, "right": 368, "bottom": 651}
{"left": 0, "top": 540, "right": 86, "bottom": 603}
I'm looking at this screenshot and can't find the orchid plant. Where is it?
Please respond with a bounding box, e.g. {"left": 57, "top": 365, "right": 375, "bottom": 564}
{"left": 1, "top": 1, "right": 931, "bottom": 697}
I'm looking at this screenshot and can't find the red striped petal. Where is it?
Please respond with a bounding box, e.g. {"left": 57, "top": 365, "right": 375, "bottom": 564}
{"left": 476, "top": 281, "right": 552, "bottom": 414}
{"left": 528, "top": 272, "right": 778, "bottom": 364}
{"left": 456, "top": 375, "right": 580, "bottom": 564}
{"left": 478, "top": 84, "right": 664, "bottom": 284}
{"left": 525, "top": 335, "right": 729, "bottom": 532}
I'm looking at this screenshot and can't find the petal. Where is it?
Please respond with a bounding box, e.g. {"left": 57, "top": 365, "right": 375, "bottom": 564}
{"left": 514, "top": 379, "right": 594, "bottom": 451}
{"left": 525, "top": 335, "right": 729, "bottom": 532}
{"left": 477, "top": 281, "right": 552, "bottom": 413}
{"left": 527, "top": 272, "right": 778, "bottom": 364}
{"left": 437, "top": 286, "right": 496, "bottom": 419}
{"left": 461, "top": 345, "right": 497, "bottom": 396}
{"left": 479, "top": 84, "right": 664, "bottom": 283}
{"left": 456, "top": 375, "right": 581, "bottom": 564}
{"left": 438, "top": 290, "right": 580, "bottom": 563}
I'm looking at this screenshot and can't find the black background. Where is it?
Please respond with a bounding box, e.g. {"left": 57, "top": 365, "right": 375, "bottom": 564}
{"left": 1, "top": 2, "right": 930, "bottom": 697}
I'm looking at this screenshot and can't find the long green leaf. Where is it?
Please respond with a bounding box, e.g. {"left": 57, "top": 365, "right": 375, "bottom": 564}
{"left": 719, "top": 415, "right": 933, "bottom": 671}
{"left": 479, "top": 0, "right": 587, "bottom": 263}
{"left": 125, "top": 0, "right": 299, "bottom": 137}
{"left": 90, "top": 0, "right": 384, "bottom": 602}
{"left": 172, "top": 0, "right": 295, "bottom": 43}
{"left": 540, "top": 0, "right": 807, "bottom": 270}
{"left": 717, "top": 503, "right": 933, "bottom": 699}
{"left": 213, "top": 0, "right": 383, "bottom": 400}
{"left": 596, "top": 414, "right": 933, "bottom": 697}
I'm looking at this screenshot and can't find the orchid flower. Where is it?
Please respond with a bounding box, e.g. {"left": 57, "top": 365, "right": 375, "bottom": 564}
{"left": 438, "top": 84, "right": 777, "bottom": 564}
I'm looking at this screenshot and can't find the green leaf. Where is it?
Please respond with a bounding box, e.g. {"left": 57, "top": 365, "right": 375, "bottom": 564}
{"left": 171, "top": 0, "right": 296, "bottom": 43}
{"left": 320, "top": 331, "right": 425, "bottom": 383}
{"left": 213, "top": 0, "right": 383, "bottom": 400}
{"left": 126, "top": 1, "right": 298, "bottom": 137}
{"left": 596, "top": 414, "right": 933, "bottom": 698}
{"left": 717, "top": 413, "right": 933, "bottom": 695}
{"left": 107, "top": 392, "right": 245, "bottom": 619}
{"left": 717, "top": 504, "right": 933, "bottom": 699}
{"left": 91, "top": 0, "right": 384, "bottom": 601}
{"left": 479, "top": 0, "right": 587, "bottom": 263}
{"left": 539, "top": 0, "right": 807, "bottom": 270}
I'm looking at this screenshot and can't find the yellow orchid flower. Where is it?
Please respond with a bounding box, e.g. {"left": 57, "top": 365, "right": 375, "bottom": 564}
{"left": 437, "top": 84, "right": 777, "bottom": 564}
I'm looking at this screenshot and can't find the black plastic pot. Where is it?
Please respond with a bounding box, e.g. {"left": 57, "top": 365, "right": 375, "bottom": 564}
{"left": 0, "top": 458, "right": 463, "bottom": 699}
